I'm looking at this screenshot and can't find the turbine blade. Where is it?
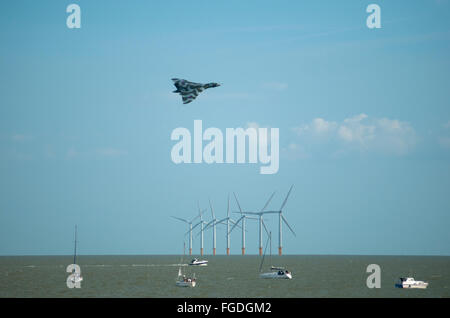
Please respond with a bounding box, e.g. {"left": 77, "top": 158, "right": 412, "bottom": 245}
{"left": 233, "top": 192, "right": 243, "bottom": 213}
{"left": 280, "top": 184, "right": 294, "bottom": 211}
{"left": 282, "top": 215, "right": 296, "bottom": 237}
{"left": 171, "top": 216, "right": 188, "bottom": 223}
{"left": 229, "top": 216, "right": 244, "bottom": 234}
{"left": 227, "top": 194, "right": 230, "bottom": 217}
{"left": 190, "top": 213, "right": 200, "bottom": 223}
{"left": 203, "top": 219, "right": 215, "bottom": 230}
{"left": 216, "top": 217, "right": 228, "bottom": 224}
{"left": 229, "top": 219, "right": 244, "bottom": 231}
{"left": 234, "top": 211, "right": 256, "bottom": 214}
{"left": 261, "top": 191, "right": 276, "bottom": 212}
{"left": 191, "top": 221, "right": 202, "bottom": 231}
{"left": 262, "top": 219, "right": 270, "bottom": 236}
{"left": 209, "top": 199, "right": 215, "bottom": 219}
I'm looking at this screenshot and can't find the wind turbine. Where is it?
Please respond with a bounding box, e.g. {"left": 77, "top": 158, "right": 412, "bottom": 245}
{"left": 203, "top": 199, "right": 218, "bottom": 255}
{"left": 191, "top": 201, "right": 207, "bottom": 256}
{"left": 262, "top": 184, "right": 296, "bottom": 255}
{"left": 229, "top": 192, "right": 258, "bottom": 255}
{"left": 204, "top": 194, "right": 241, "bottom": 255}
{"left": 240, "top": 191, "right": 276, "bottom": 255}
{"left": 171, "top": 213, "right": 200, "bottom": 256}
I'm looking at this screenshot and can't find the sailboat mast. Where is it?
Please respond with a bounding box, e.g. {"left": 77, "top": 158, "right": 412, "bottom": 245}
{"left": 73, "top": 225, "right": 77, "bottom": 265}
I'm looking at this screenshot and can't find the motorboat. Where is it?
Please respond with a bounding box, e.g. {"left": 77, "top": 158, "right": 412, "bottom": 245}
{"left": 189, "top": 258, "right": 208, "bottom": 266}
{"left": 395, "top": 277, "right": 429, "bottom": 289}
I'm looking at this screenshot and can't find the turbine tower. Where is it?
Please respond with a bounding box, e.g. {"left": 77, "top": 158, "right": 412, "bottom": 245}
{"left": 191, "top": 201, "right": 207, "bottom": 256}
{"left": 229, "top": 192, "right": 257, "bottom": 255}
{"left": 264, "top": 184, "right": 296, "bottom": 255}
{"left": 171, "top": 213, "right": 200, "bottom": 256}
{"left": 241, "top": 191, "right": 276, "bottom": 255}
{"left": 205, "top": 194, "right": 240, "bottom": 255}
{"left": 203, "top": 199, "right": 218, "bottom": 255}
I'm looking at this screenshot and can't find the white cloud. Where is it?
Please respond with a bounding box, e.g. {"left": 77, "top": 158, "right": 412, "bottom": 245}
{"left": 291, "top": 114, "right": 417, "bottom": 157}
{"left": 282, "top": 142, "right": 309, "bottom": 160}
{"left": 292, "top": 117, "right": 337, "bottom": 136}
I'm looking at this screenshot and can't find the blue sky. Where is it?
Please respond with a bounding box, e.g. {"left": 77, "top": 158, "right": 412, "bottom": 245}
{"left": 1, "top": 0, "right": 450, "bottom": 255}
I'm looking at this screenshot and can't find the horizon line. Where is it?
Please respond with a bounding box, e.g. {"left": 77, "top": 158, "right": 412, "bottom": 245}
{"left": 1, "top": 253, "right": 449, "bottom": 257}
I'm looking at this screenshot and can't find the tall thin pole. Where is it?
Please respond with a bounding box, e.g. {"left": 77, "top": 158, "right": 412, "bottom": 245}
{"left": 73, "top": 225, "right": 77, "bottom": 265}
{"left": 213, "top": 221, "right": 216, "bottom": 256}
{"left": 200, "top": 221, "right": 204, "bottom": 256}
{"left": 259, "top": 215, "right": 263, "bottom": 256}
{"left": 278, "top": 212, "right": 282, "bottom": 256}
{"left": 242, "top": 217, "right": 246, "bottom": 255}
{"left": 226, "top": 195, "right": 230, "bottom": 255}
{"left": 189, "top": 223, "right": 193, "bottom": 255}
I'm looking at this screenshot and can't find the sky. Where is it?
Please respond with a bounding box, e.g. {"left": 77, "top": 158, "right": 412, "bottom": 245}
{"left": 0, "top": 0, "right": 450, "bottom": 256}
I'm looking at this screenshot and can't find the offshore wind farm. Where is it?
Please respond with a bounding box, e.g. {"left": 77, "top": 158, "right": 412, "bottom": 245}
{"left": 171, "top": 185, "right": 296, "bottom": 256}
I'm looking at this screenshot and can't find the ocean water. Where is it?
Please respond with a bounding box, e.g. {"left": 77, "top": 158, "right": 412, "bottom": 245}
{"left": 0, "top": 255, "right": 448, "bottom": 298}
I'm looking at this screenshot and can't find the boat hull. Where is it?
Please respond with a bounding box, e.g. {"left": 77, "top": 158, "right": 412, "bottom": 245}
{"left": 396, "top": 283, "right": 428, "bottom": 289}
{"left": 176, "top": 281, "right": 196, "bottom": 287}
{"left": 260, "top": 272, "right": 292, "bottom": 279}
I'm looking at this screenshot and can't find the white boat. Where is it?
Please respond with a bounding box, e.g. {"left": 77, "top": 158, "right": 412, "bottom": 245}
{"left": 395, "top": 277, "right": 428, "bottom": 289}
{"left": 175, "top": 243, "right": 197, "bottom": 287}
{"left": 260, "top": 270, "right": 292, "bottom": 279}
{"left": 70, "top": 225, "right": 83, "bottom": 283}
{"left": 189, "top": 258, "right": 208, "bottom": 266}
{"left": 70, "top": 273, "right": 83, "bottom": 283}
{"left": 259, "top": 231, "right": 292, "bottom": 279}
{"left": 176, "top": 267, "right": 196, "bottom": 287}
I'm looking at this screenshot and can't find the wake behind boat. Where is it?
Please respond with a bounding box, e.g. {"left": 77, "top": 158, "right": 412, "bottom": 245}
{"left": 189, "top": 258, "right": 208, "bottom": 266}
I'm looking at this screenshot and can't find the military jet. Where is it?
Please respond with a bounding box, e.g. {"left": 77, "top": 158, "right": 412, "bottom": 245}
{"left": 172, "top": 78, "right": 220, "bottom": 104}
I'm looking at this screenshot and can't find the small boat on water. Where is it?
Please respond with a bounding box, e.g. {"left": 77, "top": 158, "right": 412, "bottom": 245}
{"left": 69, "top": 225, "right": 83, "bottom": 284}
{"left": 189, "top": 258, "right": 208, "bottom": 266}
{"left": 395, "top": 277, "right": 429, "bottom": 289}
{"left": 259, "top": 231, "right": 292, "bottom": 280}
{"left": 260, "top": 270, "right": 292, "bottom": 279}
{"left": 175, "top": 243, "right": 197, "bottom": 287}
{"left": 176, "top": 267, "right": 196, "bottom": 287}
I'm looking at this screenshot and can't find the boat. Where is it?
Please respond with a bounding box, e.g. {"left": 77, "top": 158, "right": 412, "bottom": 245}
{"left": 69, "top": 225, "right": 83, "bottom": 283}
{"left": 176, "top": 267, "right": 197, "bottom": 287}
{"left": 189, "top": 258, "right": 208, "bottom": 266}
{"left": 259, "top": 231, "right": 292, "bottom": 279}
{"left": 395, "top": 277, "right": 428, "bottom": 289}
{"left": 260, "top": 270, "right": 292, "bottom": 279}
{"left": 175, "top": 243, "right": 197, "bottom": 287}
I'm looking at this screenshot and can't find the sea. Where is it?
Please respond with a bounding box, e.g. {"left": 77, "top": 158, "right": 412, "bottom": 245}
{"left": 0, "top": 255, "right": 449, "bottom": 298}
